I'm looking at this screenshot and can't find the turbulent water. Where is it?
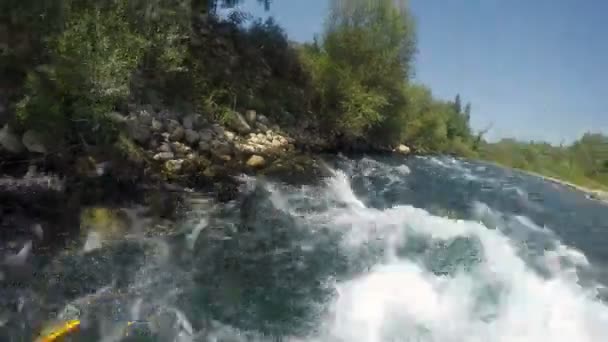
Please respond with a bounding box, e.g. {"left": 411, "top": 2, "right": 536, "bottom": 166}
{"left": 2, "top": 155, "right": 608, "bottom": 341}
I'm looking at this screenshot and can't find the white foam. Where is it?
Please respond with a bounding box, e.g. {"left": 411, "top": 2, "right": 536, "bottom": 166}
{"left": 270, "top": 170, "right": 608, "bottom": 342}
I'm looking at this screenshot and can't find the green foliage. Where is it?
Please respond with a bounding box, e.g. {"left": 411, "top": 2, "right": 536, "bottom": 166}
{"left": 479, "top": 134, "right": 608, "bottom": 190}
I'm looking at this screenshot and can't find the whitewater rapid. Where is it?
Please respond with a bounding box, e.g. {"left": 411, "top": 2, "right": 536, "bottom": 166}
{"left": 4, "top": 155, "right": 608, "bottom": 341}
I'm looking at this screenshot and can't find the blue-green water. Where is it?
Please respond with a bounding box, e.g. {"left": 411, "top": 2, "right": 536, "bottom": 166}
{"left": 2, "top": 155, "right": 608, "bottom": 341}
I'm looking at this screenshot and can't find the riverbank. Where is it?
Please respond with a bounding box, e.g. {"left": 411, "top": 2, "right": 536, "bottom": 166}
{"left": 480, "top": 159, "right": 608, "bottom": 205}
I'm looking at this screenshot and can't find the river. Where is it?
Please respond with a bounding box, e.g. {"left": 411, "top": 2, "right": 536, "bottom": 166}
{"left": 2, "top": 155, "right": 608, "bottom": 341}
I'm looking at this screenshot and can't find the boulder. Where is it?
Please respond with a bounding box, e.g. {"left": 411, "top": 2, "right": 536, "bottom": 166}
{"left": 257, "top": 133, "right": 266, "bottom": 141}
{"left": 0, "top": 124, "right": 25, "bottom": 154}
{"left": 105, "top": 112, "right": 128, "bottom": 125}
{"left": 225, "top": 112, "right": 251, "bottom": 134}
{"left": 246, "top": 155, "right": 266, "bottom": 168}
{"left": 184, "top": 129, "right": 200, "bottom": 145}
{"left": 171, "top": 142, "right": 191, "bottom": 157}
{"left": 395, "top": 144, "right": 411, "bottom": 155}
{"left": 271, "top": 139, "right": 282, "bottom": 147}
{"left": 153, "top": 152, "right": 174, "bottom": 161}
{"left": 170, "top": 126, "right": 185, "bottom": 141}
{"left": 22, "top": 130, "right": 47, "bottom": 153}
{"left": 245, "top": 110, "right": 257, "bottom": 124}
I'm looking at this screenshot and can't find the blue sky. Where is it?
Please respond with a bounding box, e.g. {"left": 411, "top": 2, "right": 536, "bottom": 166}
{"left": 240, "top": 0, "right": 608, "bottom": 143}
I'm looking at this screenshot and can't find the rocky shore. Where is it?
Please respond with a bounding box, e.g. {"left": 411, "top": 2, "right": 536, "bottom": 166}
{"left": 0, "top": 106, "right": 412, "bottom": 258}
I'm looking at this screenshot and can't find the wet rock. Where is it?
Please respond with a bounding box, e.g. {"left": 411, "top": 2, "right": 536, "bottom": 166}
{"left": 170, "top": 126, "right": 185, "bottom": 141}
{"left": 166, "top": 119, "right": 181, "bottom": 132}
{"left": 80, "top": 207, "right": 132, "bottom": 248}
{"left": 171, "top": 142, "right": 192, "bottom": 158}
{"left": 225, "top": 112, "right": 251, "bottom": 134}
{"left": 153, "top": 152, "right": 174, "bottom": 161}
{"left": 22, "top": 130, "right": 47, "bottom": 153}
{"left": 246, "top": 155, "right": 266, "bottom": 168}
{"left": 212, "top": 140, "right": 232, "bottom": 156}
{"left": 184, "top": 129, "right": 200, "bottom": 145}
{"left": 245, "top": 110, "right": 256, "bottom": 124}
{"left": 0, "top": 124, "right": 24, "bottom": 154}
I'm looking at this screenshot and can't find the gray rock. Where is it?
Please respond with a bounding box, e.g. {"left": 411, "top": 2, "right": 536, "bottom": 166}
{"left": 127, "top": 120, "right": 151, "bottom": 144}
{"left": 245, "top": 110, "right": 257, "bottom": 124}
{"left": 212, "top": 124, "right": 225, "bottom": 136}
{"left": 166, "top": 119, "right": 181, "bottom": 133}
{"left": 182, "top": 115, "right": 195, "bottom": 130}
{"left": 184, "top": 129, "right": 200, "bottom": 145}
{"left": 257, "top": 114, "right": 269, "bottom": 125}
{"left": 136, "top": 109, "right": 153, "bottom": 126}
{"left": 225, "top": 112, "right": 251, "bottom": 134}
{"left": 158, "top": 143, "right": 172, "bottom": 153}
{"left": 0, "top": 124, "right": 25, "bottom": 154}
{"left": 151, "top": 118, "right": 164, "bottom": 132}
{"left": 198, "top": 141, "right": 211, "bottom": 152}
{"left": 212, "top": 140, "right": 232, "bottom": 156}
{"left": 22, "top": 130, "right": 47, "bottom": 153}
{"left": 256, "top": 122, "right": 269, "bottom": 132}
{"left": 199, "top": 129, "right": 214, "bottom": 142}
{"left": 246, "top": 155, "right": 266, "bottom": 168}
{"left": 170, "top": 127, "right": 185, "bottom": 141}
{"left": 224, "top": 131, "right": 236, "bottom": 141}
{"left": 153, "top": 152, "right": 174, "bottom": 161}
{"left": 161, "top": 132, "right": 171, "bottom": 141}
{"left": 171, "top": 142, "right": 191, "bottom": 157}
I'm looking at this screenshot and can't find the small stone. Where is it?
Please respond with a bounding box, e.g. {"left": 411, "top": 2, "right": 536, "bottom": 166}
{"left": 184, "top": 129, "right": 200, "bottom": 145}
{"left": 266, "top": 130, "right": 273, "bottom": 137}
{"left": 246, "top": 155, "right": 266, "bottom": 168}
{"left": 161, "top": 132, "right": 171, "bottom": 141}
{"left": 257, "top": 133, "right": 266, "bottom": 141}
{"left": 170, "top": 127, "right": 185, "bottom": 141}
{"left": 271, "top": 139, "right": 282, "bottom": 147}
{"left": 127, "top": 120, "right": 151, "bottom": 145}
{"left": 153, "top": 152, "right": 174, "bottom": 161}
{"left": 218, "top": 155, "right": 232, "bottom": 162}
{"left": 212, "top": 140, "right": 232, "bottom": 155}
{"left": 245, "top": 109, "right": 256, "bottom": 124}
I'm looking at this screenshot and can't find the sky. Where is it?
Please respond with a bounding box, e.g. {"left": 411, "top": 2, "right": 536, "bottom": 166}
{"left": 239, "top": 0, "right": 608, "bottom": 143}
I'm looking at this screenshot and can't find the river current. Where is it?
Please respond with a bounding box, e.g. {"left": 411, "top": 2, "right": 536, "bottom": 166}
{"left": 2, "top": 155, "right": 608, "bottom": 341}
